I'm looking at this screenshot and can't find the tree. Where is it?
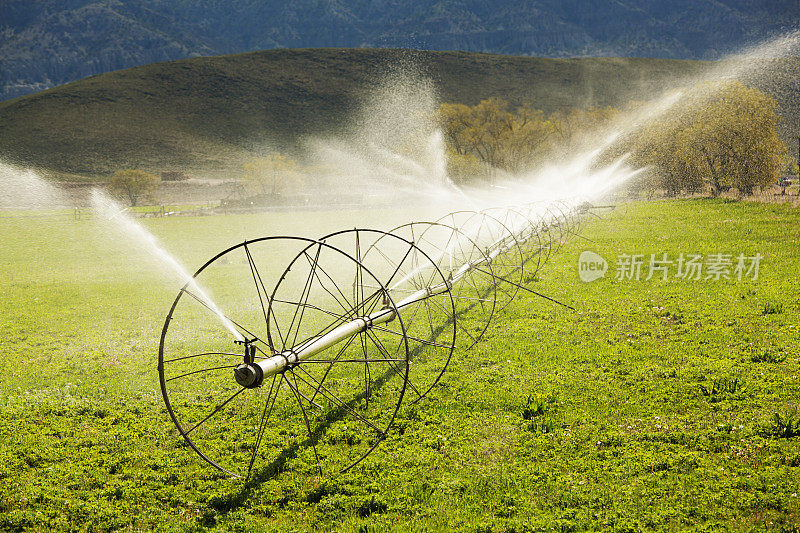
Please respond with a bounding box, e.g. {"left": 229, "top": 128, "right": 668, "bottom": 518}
{"left": 627, "top": 111, "right": 705, "bottom": 197}
{"left": 444, "top": 146, "right": 486, "bottom": 184}
{"left": 629, "top": 81, "right": 787, "bottom": 197}
{"left": 679, "top": 82, "right": 785, "bottom": 196}
{"left": 549, "top": 106, "right": 619, "bottom": 151}
{"left": 498, "top": 104, "right": 555, "bottom": 174}
{"left": 779, "top": 155, "right": 798, "bottom": 195}
{"left": 438, "top": 98, "right": 555, "bottom": 180}
{"left": 110, "top": 169, "right": 159, "bottom": 206}
{"left": 438, "top": 98, "right": 507, "bottom": 178}
{"left": 242, "top": 153, "right": 303, "bottom": 196}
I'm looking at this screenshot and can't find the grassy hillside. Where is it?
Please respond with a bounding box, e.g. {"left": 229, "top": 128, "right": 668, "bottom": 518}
{"left": 0, "top": 48, "right": 712, "bottom": 178}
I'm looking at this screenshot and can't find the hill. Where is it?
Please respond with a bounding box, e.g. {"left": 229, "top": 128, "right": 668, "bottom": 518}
{"left": 0, "top": 48, "right": 716, "bottom": 178}
{"left": 1, "top": 0, "right": 798, "bottom": 101}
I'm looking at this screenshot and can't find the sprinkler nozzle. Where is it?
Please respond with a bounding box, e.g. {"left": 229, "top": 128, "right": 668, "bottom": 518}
{"left": 233, "top": 338, "right": 262, "bottom": 387}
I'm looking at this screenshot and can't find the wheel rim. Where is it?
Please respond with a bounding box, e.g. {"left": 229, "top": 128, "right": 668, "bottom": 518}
{"left": 317, "top": 228, "right": 458, "bottom": 405}
{"left": 435, "top": 210, "right": 525, "bottom": 312}
{"left": 158, "top": 236, "right": 409, "bottom": 479}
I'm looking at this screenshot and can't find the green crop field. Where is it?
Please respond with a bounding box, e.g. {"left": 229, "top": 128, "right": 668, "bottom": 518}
{"left": 1, "top": 199, "right": 799, "bottom": 532}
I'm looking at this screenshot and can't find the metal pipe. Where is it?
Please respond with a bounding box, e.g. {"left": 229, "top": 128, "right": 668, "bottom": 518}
{"left": 235, "top": 203, "right": 575, "bottom": 388}
{"left": 239, "top": 285, "right": 440, "bottom": 385}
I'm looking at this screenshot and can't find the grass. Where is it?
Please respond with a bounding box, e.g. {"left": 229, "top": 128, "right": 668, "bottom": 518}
{"left": 1, "top": 198, "right": 800, "bottom": 531}
{"left": 0, "top": 49, "right": 712, "bottom": 177}
{"left": 763, "top": 414, "right": 800, "bottom": 440}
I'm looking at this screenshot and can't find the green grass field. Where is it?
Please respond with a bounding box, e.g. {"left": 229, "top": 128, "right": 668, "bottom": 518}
{"left": 1, "top": 199, "right": 799, "bottom": 532}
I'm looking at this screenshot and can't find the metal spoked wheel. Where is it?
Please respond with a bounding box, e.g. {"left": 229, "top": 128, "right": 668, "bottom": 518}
{"left": 547, "top": 201, "right": 572, "bottom": 254}
{"left": 521, "top": 202, "right": 556, "bottom": 268}
{"left": 481, "top": 206, "right": 545, "bottom": 282}
{"left": 381, "top": 221, "right": 497, "bottom": 354}
{"left": 159, "top": 237, "right": 410, "bottom": 479}
{"left": 316, "top": 228, "right": 457, "bottom": 406}
{"left": 552, "top": 200, "right": 580, "bottom": 249}
{"left": 435, "top": 210, "right": 525, "bottom": 312}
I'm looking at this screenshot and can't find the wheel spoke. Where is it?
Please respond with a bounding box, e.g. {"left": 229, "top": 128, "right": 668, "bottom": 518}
{"left": 162, "top": 351, "right": 261, "bottom": 364}
{"left": 307, "top": 329, "right": 361, "bottom": 404}
{"left": 285, "top": 244, "right": 323, "bottom": 350}
{"left": 292, "top": 366, "right": 382, "bottom": 433}
{"left": 371, "top": 325, "right": 452, "bottom": 349}
{"left": 185, "top": 387, "right": 246, "bottom": 435}
{"left": 286, "top": 370, "right": 323, "bottom": 476}
{"left": 285, "top": 289, "right": 383, "bottom": 360}
{"left": 165, "top": 364, "right": 237, "bottom": 383}
{"left": 247, "top": 373, "right": 281, "bottom": 479}
{"left": 363, "top": 328, "right": 421, "bottom": 399}
{"left": 244, "top": 243, "right": 272, "bottom": 341}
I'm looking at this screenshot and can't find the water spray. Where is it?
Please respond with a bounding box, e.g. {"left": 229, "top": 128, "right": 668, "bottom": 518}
{"left": 91, "top": 190, "right": 244, "bottom": 341}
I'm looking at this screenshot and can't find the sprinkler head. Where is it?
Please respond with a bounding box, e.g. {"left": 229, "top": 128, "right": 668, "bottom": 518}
{"left": 234, "top": 363, "right": 263, "bottom": 388}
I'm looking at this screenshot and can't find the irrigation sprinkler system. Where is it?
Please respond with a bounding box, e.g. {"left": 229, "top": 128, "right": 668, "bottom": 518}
{"left": 158, "top": 199, "right": 585, "bottom": 479}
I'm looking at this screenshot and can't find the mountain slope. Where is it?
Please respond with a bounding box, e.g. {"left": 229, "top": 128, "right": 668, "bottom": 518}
{"left": 0, "top": 48, "right": 718, "bottom": 177}
{"left": 1, "top": 0, "right": 798, "bottom": 100}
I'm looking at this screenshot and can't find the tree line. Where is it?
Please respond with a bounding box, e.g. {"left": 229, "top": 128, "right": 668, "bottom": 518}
{"left": 439, "top": 80, "right": 793, "bottom": 197}
{"left": 108, "top": 79, "right": 794, "bottom": 205}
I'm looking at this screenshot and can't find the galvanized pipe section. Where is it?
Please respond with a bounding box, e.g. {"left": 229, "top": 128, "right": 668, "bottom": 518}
{"left": 249, "top": 284, "right": 449, "bottom": 381}
{"left": 239, "top": 201, "right": 579, "bottom": 386}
